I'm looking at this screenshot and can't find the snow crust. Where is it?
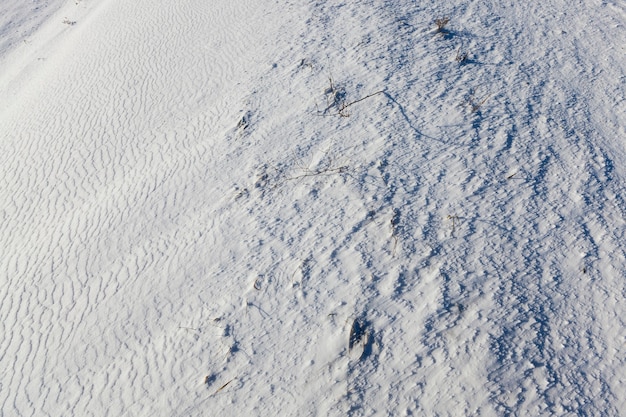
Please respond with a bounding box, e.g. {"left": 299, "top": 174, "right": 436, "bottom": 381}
{"left": 1, "top": 0, "right": 625, "bottom": 415}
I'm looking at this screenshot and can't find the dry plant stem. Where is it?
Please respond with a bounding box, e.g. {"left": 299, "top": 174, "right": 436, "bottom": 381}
{"left": 319, "top": 87, "right": 385, "bottom": 117}
{"left": 291, "top": 264, "right": 301, "bottom": 286}
{"left": 390, "top": 209, "right": 400, "bottom": 256}
{"left": 339, "top": 90, "right": 385, "bottom": 117}
{"left": 447, "top": 215, "right": 459, "bottom": 234}
{"left": 455, "top": 48, "right": 468, "bottom": 63}
{"left": 436, "top": 17, "right": 449, "bottom": 28}
{"left": 348, "top": 320, "right": 359, "bottom": 353}
{"left": 391, "top": 234, "right": 399, "bottom": 256}
{"left": 435, "top": 17, "right": 450, "bottom": 34}
{"left": 286, "top": 165, "right": 347, "bottom": 181}
{"left": 215, "top": 378, "right": 235, "bottom": 394}
{"left": 178, "top": 326, "right": 198, "bottom": 331}
{"left": 325, "top": 76, "right": 343, "bottom": 110}
{"left": 469, "top": 94, "right": 491, "bottom": 113}
{"left": 253, "top": 276, "right": 262, "bottom": 290}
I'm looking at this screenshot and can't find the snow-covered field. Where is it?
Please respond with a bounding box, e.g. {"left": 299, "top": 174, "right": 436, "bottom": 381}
{"left": 1, "top": 0, "right": 625, "bottom": 415}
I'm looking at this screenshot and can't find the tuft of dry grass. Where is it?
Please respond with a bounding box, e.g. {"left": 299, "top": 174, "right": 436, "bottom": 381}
{"left": 467, "top": 93, "right": 491, "bottom": 113}
{"left": 435, "top": 17, "right": 450, "bottom": 34}
{"left": 323, "top": 76, "right": 347, "bottom": 116}
{"left": 455, "top": 47, "right": 469, "bottom": 63}
{"left": 318, "top": 76, "right": 385, "bottom": 117}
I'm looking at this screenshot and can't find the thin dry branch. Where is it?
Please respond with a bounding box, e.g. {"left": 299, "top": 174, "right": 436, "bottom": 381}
{"left": 337, "top": 90, "right": 386, "bottom": 116}
{"left": 468, "top": 93, "right": 491, "bottom": 113}
{"left": 286, "top": 165, "right": 348, "bottom": 181}
{"left": 215, "top": 378, "right": 235, "bottom": 393}
{"left": 455, "top": 47, "right": 468, "bottom": 63}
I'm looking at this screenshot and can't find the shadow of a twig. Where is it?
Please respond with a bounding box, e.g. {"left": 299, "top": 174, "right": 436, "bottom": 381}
{"left": 383, "top": 92, "right": 463, "bottom": 147}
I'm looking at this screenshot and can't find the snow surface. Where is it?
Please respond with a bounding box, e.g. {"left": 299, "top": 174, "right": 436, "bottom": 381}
{"left": 1, "top": 0, "right": 625, "bottom": 415}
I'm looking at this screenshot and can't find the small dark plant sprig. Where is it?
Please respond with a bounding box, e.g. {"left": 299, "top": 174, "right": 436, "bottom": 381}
{"left": 237, "top": 113, "right": 249, "bottom": 130}
{"left": 466, "top": 92, "right": 491, "bottom": 113}
{"left": 390, "top": 208, "right": 401, "bottom": 256}
{"left": 286, "top": 161, "right": 348, "bottom": 180}
{"left": 446, "top": 214, "right": 460, "bottom": 235}
{"left": 286, "top": 147, "right": 350, "bottom": 181}
{"left": 322, "top": 76, "right": 347, "bottom": 116}
{"left": 319, "top": 76, "right": 385, "bottom": 118}
{"left": 435, "top": 17, "right": 450, "bottom": 35}
{"left": 455, "top": 47, "right": 469, "bottom": 63}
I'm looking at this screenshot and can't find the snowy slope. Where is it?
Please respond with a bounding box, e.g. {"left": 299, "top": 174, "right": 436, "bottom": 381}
{"left": 1, "top": 0, "right": 625, "bottom": 416}
{"left": 0, "top": 0, "right": 67, "bottom": 57}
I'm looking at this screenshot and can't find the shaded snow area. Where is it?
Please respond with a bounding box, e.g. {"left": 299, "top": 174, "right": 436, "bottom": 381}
{"left": 1, "top": 0, "right": 625, "bottom": 415}
{"left": 0, "top": 0, "right": 66, "bottom": 55}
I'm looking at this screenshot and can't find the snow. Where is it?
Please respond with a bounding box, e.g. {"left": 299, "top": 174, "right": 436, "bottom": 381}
{"left": 1, "top": 0, "right": 625, "bottom": 415}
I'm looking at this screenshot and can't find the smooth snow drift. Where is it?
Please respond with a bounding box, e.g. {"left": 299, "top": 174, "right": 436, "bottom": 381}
{"left": 1, "top": 0, "right": 625, "bottom": 416}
